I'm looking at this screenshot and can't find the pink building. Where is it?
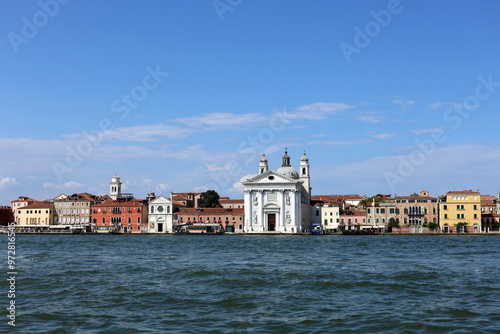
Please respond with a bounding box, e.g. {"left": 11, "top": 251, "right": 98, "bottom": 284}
{"left": 219, "top": 197, "right": 244, "bottom": 209}
{"left": 339, "top": 213, "right": 367, "bottom": 231}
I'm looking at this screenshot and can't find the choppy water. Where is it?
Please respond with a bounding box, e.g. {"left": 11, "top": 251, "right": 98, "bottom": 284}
{"left": 2, "top": 235, "right": 500, "bottom": 333}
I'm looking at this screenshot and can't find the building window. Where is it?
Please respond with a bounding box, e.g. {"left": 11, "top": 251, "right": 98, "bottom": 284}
{"left": 444, "top": 214, "right": 448, "bottom": 219}
{"left": 443, "top": 205, "right": 448, "bottom": 210}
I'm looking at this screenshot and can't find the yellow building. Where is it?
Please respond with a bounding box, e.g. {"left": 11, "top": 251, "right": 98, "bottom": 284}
{"left": 439, "top": 190, "right": 481, "bottom": 233}
{"left": 15, "top": 202, "right": 54, "bottom": 228}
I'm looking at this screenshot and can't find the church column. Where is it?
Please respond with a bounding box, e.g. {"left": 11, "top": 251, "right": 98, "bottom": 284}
{"left": 258, "top": 190, "right": 264, "bottom": 231}
{"left": 244, "top": 190, "right": 251, "bottom": 232}
{"left": 293, "top": 188, "right": 300, "bottom": 233}
{"left": 279, "top": 190, "right": 285, "bottom": 232}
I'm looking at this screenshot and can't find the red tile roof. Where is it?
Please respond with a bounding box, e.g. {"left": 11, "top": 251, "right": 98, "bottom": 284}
{"left": 92, "top": 199, "right": 146, "bottom": 207}
{"left": 12, "top": 197, "right": 39, "bottom": 203}
{"left": 220, "top": 199, "right": 244, "bottom": 203}
{"left": 395, "top": 196, "right": 437, "bottom": 199}
{"left": 447, "top": 190, "right": 480, "bottom": 194}
{"left": 481, "top": 195, "right": 497, "bottom": 202}
{"left": 21, "top": 202, "right": 54, "bottom": 209}
{"left": 178, "top": 208, "right": 244, "bottom": 215}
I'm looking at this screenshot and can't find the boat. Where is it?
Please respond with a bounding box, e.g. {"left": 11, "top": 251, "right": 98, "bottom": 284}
{"left": 175, "top": 223, "right": 224, "bottom": 235}
{"left": 94, "top": 226, "right": 115, "bottom": 234}
{"left": 311, "top": 223, "right": 322, "bottom": 235}
{"left": 341, "top": 228, "right": 378, "bottom": 235}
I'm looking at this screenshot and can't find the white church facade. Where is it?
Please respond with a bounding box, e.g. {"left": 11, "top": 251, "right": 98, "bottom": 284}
{"left": 242, "top": 150, "right": 312, "bottom": 234}
{"left": 147, "top": 194, "right": 174, "bottom": 233}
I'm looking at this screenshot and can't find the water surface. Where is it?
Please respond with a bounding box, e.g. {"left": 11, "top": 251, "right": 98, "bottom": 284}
{"left": 2, "top": 235, "right": 499, "bottom": 333}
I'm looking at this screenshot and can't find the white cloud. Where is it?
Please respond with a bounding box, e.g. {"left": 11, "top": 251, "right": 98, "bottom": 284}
{"left": 373, "top": 133, "right": 396, "bottom": 139}
{"left": 308, "top": 139, "right": 372, "bottom": 147}
{"left": 314, "top": 143, "right": 500, "bottom": 197}
{"left": 174, "top": 112, "right": 267, "bottom": 128}
{"left": 230, "top": 174, "right": 254, "bottom": 194}
{"left": 274, "top": 102, "right": 352, "bottom": 122}
{"left": 0, "top": 177, "right": 17, "bottom": 189}
{"left": 426, "top": 102, "right": 462, "bottom": 110}
{"left": 412, "top": 127, "right": 446, "bottom": 135}
{"left": 101, "top": 124, "right": 194, "bottom": 142}
{"left": 59, "top": 102, "right": 352, "bottom": 145}
{"left": 156, "top": 183, "right": 169, "bottom": 193}
{"left": 392, "top": 99, "right": 416, "bottom": 106}
{"left": 356, "top": 115, "right": 384, "bottom": 123}
{"left": 43, "top": 181, "right": 85, "bottom": 190}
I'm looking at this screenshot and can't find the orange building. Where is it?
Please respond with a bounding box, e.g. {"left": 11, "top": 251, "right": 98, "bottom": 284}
{"left": 91, "top": 199, "right": 147, "bottom": 233}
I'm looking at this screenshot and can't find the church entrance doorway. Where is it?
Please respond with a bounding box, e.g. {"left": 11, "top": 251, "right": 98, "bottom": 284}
{"left": 268, "top": 214, "right": 276, "bottom": 231}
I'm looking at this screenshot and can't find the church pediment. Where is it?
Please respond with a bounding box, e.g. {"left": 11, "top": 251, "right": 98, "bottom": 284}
{"left": 150, "top": 195, "right": 172, "bottom": 204}
{"left": 243, "top": 171, "right": 301, "bottom": 185}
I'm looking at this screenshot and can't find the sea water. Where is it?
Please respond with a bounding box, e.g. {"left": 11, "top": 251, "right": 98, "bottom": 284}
{"left": 2, "top": 235, "right": 499, "bottom": 333}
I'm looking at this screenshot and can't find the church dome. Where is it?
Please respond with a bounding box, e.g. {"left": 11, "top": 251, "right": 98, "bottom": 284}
{"left": 276, "top": 166, "right": 299, "bottom": 179}
{"left": 276, "top": 149, "right": 299, "bottom": 179}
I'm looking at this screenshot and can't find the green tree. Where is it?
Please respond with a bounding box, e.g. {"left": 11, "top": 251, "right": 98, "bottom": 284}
{"left": 455, "top": 222, "right": 468, "bottom": 233}
{"left": 427, "top": 222, "right": 438, "bottom": 231}
{"left": 197, "top": 190, "right": 221, "bottom": 208}
{"left": 359, "top": 197, "right": 384, "bottom": 206}
{"left": 410, "top": 192, "right": 419, "bottom": 197}
{"left": 388, "top": 217, "right": 400, "bottom": 231}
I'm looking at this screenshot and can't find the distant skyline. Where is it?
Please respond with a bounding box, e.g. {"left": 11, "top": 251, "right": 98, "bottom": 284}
{"left": 1, "top": 1, "right": 500, "bottom": 205}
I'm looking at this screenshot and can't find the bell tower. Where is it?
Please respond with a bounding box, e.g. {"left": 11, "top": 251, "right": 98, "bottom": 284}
{"left": 300, "top": 151, "right": 311, "bottom": 201}
{"left": 109, "top": 176, "right": 122, "bottom": 200}
{"left": 259, "top": 154, "right": 269, "bottom": 174}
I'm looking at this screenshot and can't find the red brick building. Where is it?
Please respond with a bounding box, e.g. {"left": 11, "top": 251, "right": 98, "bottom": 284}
{"left": 176, "top": 207, "right": 244, "bottom": 233}
{"left": 0, "top": 206, "right": 12, "bottom": 226}
{"left": 91, "top": 199, "right": 147, "bottom": 233}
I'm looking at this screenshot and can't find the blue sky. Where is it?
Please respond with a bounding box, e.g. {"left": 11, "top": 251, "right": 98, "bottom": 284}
{"left": 1, "top": 0, "right": 500, "bottom": 205}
